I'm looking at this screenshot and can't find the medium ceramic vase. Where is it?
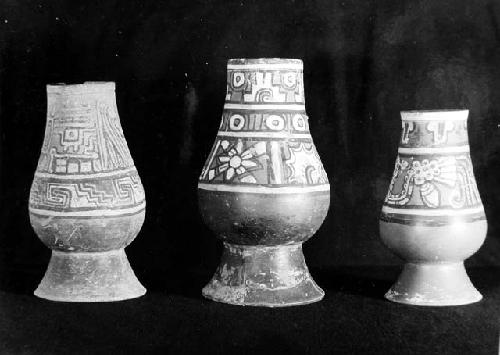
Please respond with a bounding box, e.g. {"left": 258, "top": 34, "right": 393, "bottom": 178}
{"left": 380, "top": 109, "right": 487, "bottom": 306}
{"left": 29, "top": 82, "right": 146, "bottom": 302}
{"left": 198, "top": 58, "right": 330, "bottom": 307}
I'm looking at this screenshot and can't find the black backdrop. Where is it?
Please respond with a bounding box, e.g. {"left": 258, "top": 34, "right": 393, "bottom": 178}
{"left": 1, "top": 0, "right": 500, "bottom": 302}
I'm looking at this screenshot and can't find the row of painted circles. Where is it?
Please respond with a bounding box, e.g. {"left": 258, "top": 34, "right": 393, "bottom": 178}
{"left": 231, "top": 71, "right": 298, "bottom": 89}
{"left": 222, "top": 113, "right": 307, "bottom": 131}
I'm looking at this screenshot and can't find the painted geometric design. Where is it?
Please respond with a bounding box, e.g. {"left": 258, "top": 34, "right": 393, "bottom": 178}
{"left": 284, "top": 141, "right": 328, "bottom": 185}
{"left": 384, "top": 154, "right": 482, "bottom": 210}
{"left": 381, "top": 112, "right": 485, "bottom": 226}
{"left": 36, "top": 99, "right": 133, "bottom": 174}
{"left": 30, "top": 87, "right": 145, "bottom": 218}
{"left": 219, "top": 112, "right": 309, "bottom": 134}
{"left": 199, "top": 137, "right": 328, "bottom": 186}
{"left": 226, "top": 66, "right": 304, "bottom": 104}
{"left": 400, "top": 120, "right": 468, "bottom": 148}
{"left": 199, "top": 59, "right": 329, "bottom": 192}
{"left": 30, "top": 172, "right": 145, "bottom": 211}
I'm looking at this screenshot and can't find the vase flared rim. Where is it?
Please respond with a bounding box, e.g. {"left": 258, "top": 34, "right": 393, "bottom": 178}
{"left": 227, "top": 58, "right": 303, "bottom": 70}
{"left": 47, "top": 82, "right": 115, "bottom": 94}
{"left": 400, "top": 109, "right": 469, "bottom": 121}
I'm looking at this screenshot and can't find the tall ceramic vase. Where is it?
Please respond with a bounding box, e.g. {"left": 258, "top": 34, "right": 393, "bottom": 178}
{"left": 198, "top": 58, "right": 330, "bottom": 307}
{"left": 29, "top": 82, "right": 146, "bottom": 302}
{"left": 380, "top": 110, "right": 487, "bottom": 306}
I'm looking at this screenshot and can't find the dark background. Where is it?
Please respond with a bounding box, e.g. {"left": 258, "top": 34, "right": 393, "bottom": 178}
{"left": 1, "top": 1, "right": 500, "bottom": 353}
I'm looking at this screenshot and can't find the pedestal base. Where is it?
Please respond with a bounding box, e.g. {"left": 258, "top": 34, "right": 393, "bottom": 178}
{"left": 35, "top": 249, "right": 146, "bottom": 302}
{"left": 202, "top": 243, "right": 324, "bottom": 307}
{"left": 385, "top": 262, "right": 482, "bottom": 306}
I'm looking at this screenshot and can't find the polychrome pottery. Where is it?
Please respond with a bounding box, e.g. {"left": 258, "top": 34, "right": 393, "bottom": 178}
{"left": 198, "top": 58, "right": 330, "bottom": 307}
{"left": 29, "top": 82, "right": 146, "bottom": 302}
{"left": 380, "top": 109, "right": 486, "bottom": 306}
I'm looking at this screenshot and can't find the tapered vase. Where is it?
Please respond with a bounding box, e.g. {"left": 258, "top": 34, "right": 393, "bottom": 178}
{"left": 198, "top": 58, "right": 330, "bottom": 307}
{"left": 380, "top": 109, "right": 487, "bottom": 306}
{"left": 29, "top": 82, "right": 146, "bottom": 302}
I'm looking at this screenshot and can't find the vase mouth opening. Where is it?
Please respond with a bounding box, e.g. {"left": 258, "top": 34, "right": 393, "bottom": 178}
{"left": 227, "top": 58, "right": 303, "bottom": 70}
{"left": 46, "top": 81, "right": 116, "bottom": 94}
{"left": 400, "top": 109, "right": 469, "bottom": 121}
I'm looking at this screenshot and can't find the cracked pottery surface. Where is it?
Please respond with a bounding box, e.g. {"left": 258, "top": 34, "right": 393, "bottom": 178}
{"left": 198, "top": 58, "right": 330, "bottom": 307}
{"left": 29, "top": 82, "right": 146, "bottom": 302}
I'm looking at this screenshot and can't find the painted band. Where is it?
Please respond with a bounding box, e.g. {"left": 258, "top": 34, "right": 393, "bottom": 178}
{"left": 381, "top": 205, "right": 484, "bottom": 216}
{"left": 227, "top": 63, "right": 303, "bottom": 70}
{"left": 34, "top": 166, "right": 138, "bottom": 180}
{"left": 398, "top": 146, "right": 470, "bottom": 155}
{"left": 198, "top": 183, "right": 330, "bottom": 194}
{"left": 29, "top": 201, "right": 146, "bottom": 217}
{"left": 217, "top": 131, "right": 311, "bottom": 139}
{"left": 380, "top": 212, "right": 485, "bottom": 226}
{"left": 51, "top": 249, "right": 125, "bottom": 256}
{"left": 224, "top": 103, "right": 305, "bottom": 111}
{"left": 400, "top": 110, "right": 468, "bottom": 121}
{"left": 47, "top": 82, "right": 116, "bottom": 95}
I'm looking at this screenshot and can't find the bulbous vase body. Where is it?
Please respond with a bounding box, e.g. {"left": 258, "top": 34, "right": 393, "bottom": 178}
{"left": 380, "top": 110, "right": 487, "bottom": 306}
{"left": 198, "top": 58, "right": 330, "bottom": 307}
{"left": 29, "top": 82, "right": 146, "bottom": 302}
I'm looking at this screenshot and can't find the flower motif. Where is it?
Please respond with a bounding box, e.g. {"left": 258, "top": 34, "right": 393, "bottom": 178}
{"left": 217, "top": 140, "right": 259, "bottom": 183}
{"left": 410, "top": 159, "right": 441, "bottom": 186}
{"left": 386, "top": 156, "right": 459, "bottom": 209}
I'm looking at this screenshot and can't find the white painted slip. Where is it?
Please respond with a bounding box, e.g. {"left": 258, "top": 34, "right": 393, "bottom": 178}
{"left": 198, "top": 183, "right": 330, "bottom": 194}
{"left": 29, "top": 201, "right": 146, "bottom": 217}
{"left": 217, "top": 131, "right": 310, "bottom": 139}
{"left": 34, "top": 166, "right": 137, "bottom": 180}
{"left": 224, "top": 103, "right": 305, "bottom": 111}
{"left": 398, "top": 146, "right": 470, "bottom": 155}
{"left": 401, "top": 110, "right": 469, "bottom": 122}
{"left": 227, "top": 63, "right": 303, "bottom": 71}
{"left": 382, "top": 205, "right": 484, "bottom": 216}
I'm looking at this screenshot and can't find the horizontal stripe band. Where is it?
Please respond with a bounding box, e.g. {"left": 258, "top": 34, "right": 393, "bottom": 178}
{"left": 398, "top": 146, "right": 470, "bottom": 155}
{"left": 29, "top": 201, "right": 146, "bottom": 217}
{"left": 224, "top": 103, "right": 305, "bottom": 111}
{"left": 198, "top": 183, "right": 330, "bottom": 194}
{"left": 51, "top": 249, "right": 125, "bottom": 256}
{"left": 380, "top": 213, "right": 486, "bottom": 226}
{"left": 217, "top": 131, "right": 311, "bottom": 139}
{"left": 381, "top": 205, "right": 484, "bottom": 216}
{"left": 227, "top": 63, "right": 303, "bottom": 70}
{"left": 401, "top": 110, "right": 468, "bottom": 121}
{"left": 34, "top": 167, "right": 137, "bottom": 180}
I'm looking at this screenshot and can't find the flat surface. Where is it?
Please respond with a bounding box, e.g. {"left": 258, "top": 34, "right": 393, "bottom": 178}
{"left": 0, "top": 267, "right": 498, "bottom": 354}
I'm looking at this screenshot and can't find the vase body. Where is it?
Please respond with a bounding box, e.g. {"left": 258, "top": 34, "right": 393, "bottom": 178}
{"left": 198, "top": 58, "right": 330, "bottom": 307}
{"left": 380, "top": 110, "right": 487, "bottom": 306}
{"left": 29, "top": 82, "right": 146, "bottom": 302}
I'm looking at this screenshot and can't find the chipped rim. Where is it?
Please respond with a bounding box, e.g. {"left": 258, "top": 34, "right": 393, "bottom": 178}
{"left": 47, "top": 81, "right": 116, "bottom": 94}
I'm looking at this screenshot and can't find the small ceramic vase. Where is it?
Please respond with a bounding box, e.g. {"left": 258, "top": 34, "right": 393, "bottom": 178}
{"left": 380, "top": 109, "right": 487, "bottom": 306}
{"left": 198, "top": 58, "right": 330, "bottom": 307}
{"left": 29, "top": 82, "right": 146, "bottom": 302}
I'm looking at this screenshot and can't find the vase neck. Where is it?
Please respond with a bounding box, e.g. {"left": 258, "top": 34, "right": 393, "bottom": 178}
{"left": 37, "top": 83, "right": 134, "bottom": 175}
{"left": 47, "top": 82, "right": 115, "bottom": 96}
{"left": 399, "top": 110, "right": 470, "bottom": 150}
{"left": 225, "top": 58, "right": 305, "bottom": 105}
